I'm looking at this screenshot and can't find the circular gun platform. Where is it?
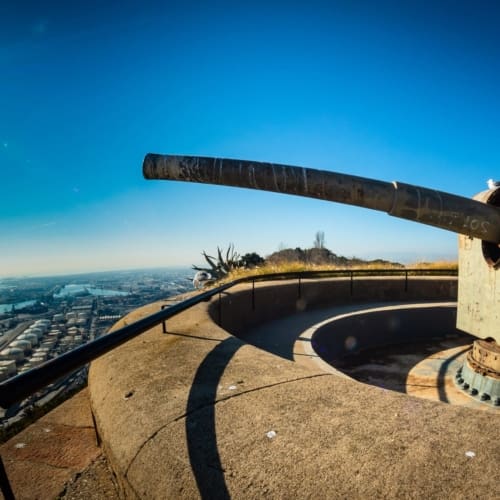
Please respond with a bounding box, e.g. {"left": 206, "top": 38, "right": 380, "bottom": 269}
{"left": 295, "top": 303, "right": 497, "bottom": 411}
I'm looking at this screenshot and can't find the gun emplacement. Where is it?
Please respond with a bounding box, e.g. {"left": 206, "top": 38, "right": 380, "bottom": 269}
{"left": 143, "top": 153, "right": 500, "bottom": 244}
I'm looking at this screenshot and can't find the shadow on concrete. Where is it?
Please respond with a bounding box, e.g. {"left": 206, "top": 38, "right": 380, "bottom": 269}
{"left": 185, "top": 337, "right": 242, "bottom": 499}
{"left": 235, "top": 303, "right": 475, "bottom": 403}
{"left": 437, "top": 345, "right": 470, "bottom": 403}
{"left": 236, "top": 305, "right": 361, "bottom": 361}
{"left": 336, "top": 336, "right": 472, "bottom": 399}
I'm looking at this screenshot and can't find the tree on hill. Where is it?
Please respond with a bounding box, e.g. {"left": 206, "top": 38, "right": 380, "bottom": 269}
{"left": 266, "top": 246, "right": 341, "bottom": 266}
{"left": 239, "top": 252, "right": 265, "bottom": 268}
{"left": 266, "top": 230, "right": 403, "bottom": 268}
{"left": 266, "top": 246, "right": 403, "bottom": 267}
{"left": 314, "top": 230, "right": 325, "bottom": 249}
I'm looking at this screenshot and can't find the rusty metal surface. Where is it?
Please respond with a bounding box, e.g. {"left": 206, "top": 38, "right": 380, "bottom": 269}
{"left": 469, "top": 339, "right": 500, "bottom": 378}
{"left": 143, "top": 153, "right": 500, "bottom": 243}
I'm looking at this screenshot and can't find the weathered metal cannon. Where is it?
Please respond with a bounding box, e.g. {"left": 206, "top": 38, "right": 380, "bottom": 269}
{"left": 144, "top": 153, "right": 500, "bottom": 406}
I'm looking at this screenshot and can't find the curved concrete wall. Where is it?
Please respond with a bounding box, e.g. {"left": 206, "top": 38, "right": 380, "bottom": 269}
{"left": 311, "top": 304, "right": 457, "bottom": 363}
{"left": 209, "top": 277, "right": 458, "bottom": 335}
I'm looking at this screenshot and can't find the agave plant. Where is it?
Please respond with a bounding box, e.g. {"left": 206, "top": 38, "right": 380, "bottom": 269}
{"left": 193, "top": 244, "right": 241, "bottom": 280}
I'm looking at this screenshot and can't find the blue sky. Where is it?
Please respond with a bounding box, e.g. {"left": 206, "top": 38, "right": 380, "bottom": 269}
{"left": 1, "top": 1, "right": 499, "bottom": 277}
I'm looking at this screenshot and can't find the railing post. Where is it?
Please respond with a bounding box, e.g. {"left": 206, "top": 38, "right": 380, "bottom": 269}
{"left": 0, "top": 455, "right": 14, "bottom": 500}
{"left": 161, "top": 304, "right": 168, "bottom": 333}
{"left": 252, "top": 279, "right": 255, "bottom": 310}
{"left": 350, "top": 271, "right": 354, "bottom": 296}
{"left": 405, "top": 270, "right": 408, "bottom": 292}
{"left": 298, "top": 277, "right": 302, "bottom": 298}
{"left": 218, "top": 291, "right": 222, "bottom": 326}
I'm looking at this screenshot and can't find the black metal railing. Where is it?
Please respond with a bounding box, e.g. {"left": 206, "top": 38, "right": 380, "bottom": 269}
{"left": 0, "top": 268, "right": 457, "bottom": 409}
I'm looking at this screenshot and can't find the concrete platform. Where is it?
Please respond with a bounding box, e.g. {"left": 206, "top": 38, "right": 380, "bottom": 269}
{"left": 88, "top": 278, "right": 500, "bottom": 498}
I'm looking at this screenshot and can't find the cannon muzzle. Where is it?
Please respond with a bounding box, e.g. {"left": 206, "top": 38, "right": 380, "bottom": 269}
{"left": 143, "top": 154, "right": 500, "bottom": 243}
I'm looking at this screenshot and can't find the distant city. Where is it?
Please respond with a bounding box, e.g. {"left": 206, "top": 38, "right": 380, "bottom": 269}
{"left": 0, "top": 267, "right": 193, "bottom": 430}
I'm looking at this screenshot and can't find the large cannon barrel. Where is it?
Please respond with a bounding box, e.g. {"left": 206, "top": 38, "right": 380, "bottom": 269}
{"left": 143, "top": 153, "right": 500, "bottom": 243}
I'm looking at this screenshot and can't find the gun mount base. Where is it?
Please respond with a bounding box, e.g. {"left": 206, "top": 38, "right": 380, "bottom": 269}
{"left": 454, "top": 340, "right": 500, "bottom": 407}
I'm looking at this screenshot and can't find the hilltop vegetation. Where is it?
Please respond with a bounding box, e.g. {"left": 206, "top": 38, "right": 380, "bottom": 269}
{"left": 194, "top": 242, "right": 406, "bottom": 283}
{"left": 193, "top": 232, "right": 457, "bottom": 284}
{"left": 265, "top": 246, "right": 402, "bottom": 268}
